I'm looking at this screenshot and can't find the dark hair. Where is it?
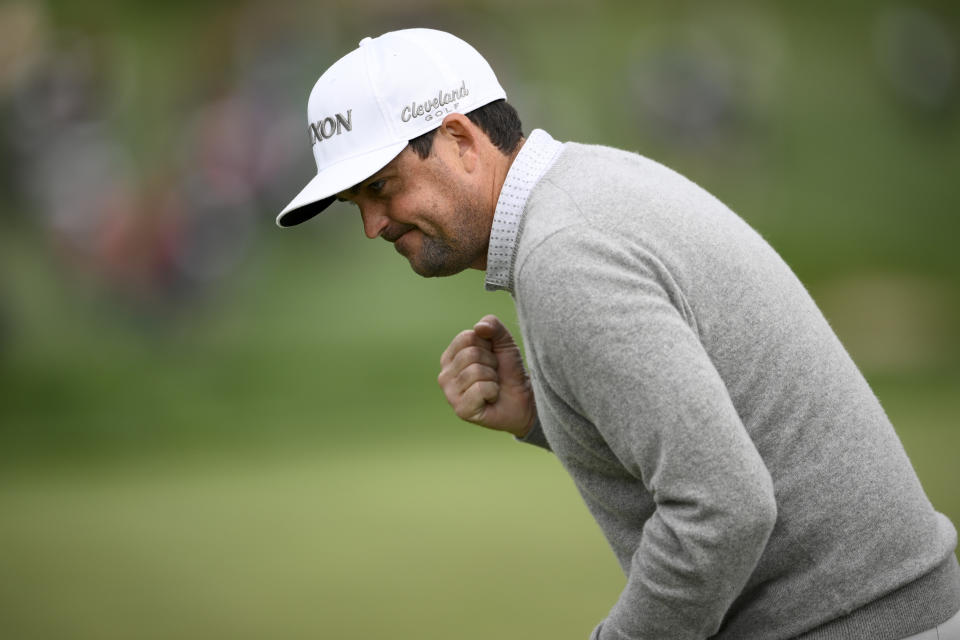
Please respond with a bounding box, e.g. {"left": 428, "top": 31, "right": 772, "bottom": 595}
{"left": 407, "top": 99, "right": 523, "bottom": 159}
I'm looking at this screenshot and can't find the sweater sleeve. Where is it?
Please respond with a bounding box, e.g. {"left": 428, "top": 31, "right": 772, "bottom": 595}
{"left": 516, "top": 227, "right": 777, "bottom": 639}
{"left": 515, "top": 416, "right": 552, "bottom": 451}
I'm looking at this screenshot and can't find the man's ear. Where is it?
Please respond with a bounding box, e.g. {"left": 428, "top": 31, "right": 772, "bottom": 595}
{"left": 439, "top": 113, "right": 480, "bottom": 172}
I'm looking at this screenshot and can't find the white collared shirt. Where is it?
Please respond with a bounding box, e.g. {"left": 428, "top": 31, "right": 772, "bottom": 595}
{"left": 484, "top": 129, "right": 565, "bottom": 292}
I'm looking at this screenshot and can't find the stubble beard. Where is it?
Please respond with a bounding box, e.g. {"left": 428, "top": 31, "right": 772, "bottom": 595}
{"left": 412, "top": 235, "right": 480, "bottom": 277}
{"left": 407, "top": 195, "right": 489, "bottom": 278}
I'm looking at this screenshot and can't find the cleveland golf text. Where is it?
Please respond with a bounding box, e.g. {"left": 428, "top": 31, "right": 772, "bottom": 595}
{"left": 401, "top": 81, "right": 469, "bottom": 122}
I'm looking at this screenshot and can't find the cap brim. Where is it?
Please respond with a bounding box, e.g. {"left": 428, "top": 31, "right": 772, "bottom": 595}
{"left": 276, "top": 141, "right": 409, "bottom": 227}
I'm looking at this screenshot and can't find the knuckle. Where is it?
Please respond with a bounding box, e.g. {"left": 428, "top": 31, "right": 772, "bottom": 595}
{"left": 481, "top": 380, "right": 500, "bottom": 399}
{"left": 458, "top": 346, "right": 484, "bottom": 364}
{"left": 456, "top": 364, "right": 490, "bottom": 387}
{"left": 461, "top": 345, "right": 479, "bottom": 359}
{"left": 454, "top": 403, "right": 477, "bottom": 421}
{"left": 471, "top": 362, "right": 495, "bottom": 378}
{"left": 442, "top": 386, "right": 459, "bottom": 406}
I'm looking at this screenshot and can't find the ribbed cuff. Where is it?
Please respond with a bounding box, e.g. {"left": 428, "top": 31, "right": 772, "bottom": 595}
{"left": 514, "top": 416, "right": 551, "bottom": 451}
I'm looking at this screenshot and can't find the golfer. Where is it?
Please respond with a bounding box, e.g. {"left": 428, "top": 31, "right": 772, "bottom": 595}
{"left": 277, "top": 28, "right": 960, "bottom": 639}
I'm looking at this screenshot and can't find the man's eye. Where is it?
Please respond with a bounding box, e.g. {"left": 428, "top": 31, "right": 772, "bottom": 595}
{"left": 368, "top": 179, "right": 386, "bottom": 194}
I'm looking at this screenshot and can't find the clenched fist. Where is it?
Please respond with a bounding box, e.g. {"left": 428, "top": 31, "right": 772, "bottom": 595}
{"left": 438, "top": 314, "right": 536, "bottom": 437}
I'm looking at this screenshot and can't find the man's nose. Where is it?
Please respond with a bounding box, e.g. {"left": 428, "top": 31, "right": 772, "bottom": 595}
{"left": 359, "top": 206, "right": 390, "bottom": 239}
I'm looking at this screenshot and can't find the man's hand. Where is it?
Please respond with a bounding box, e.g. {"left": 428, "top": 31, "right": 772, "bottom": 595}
{"left": 438, "top": 314, "right": 536, "bottom": 437}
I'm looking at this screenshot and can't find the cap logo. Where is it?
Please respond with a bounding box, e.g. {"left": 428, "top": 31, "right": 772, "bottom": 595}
{"left": 400, "top": 81, "right": 469, "bottom": 123}
{"left": 309, "top": 110, "right": 353, "bottom": 147}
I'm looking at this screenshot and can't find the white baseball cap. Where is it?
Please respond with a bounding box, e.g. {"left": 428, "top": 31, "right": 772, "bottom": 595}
{"left": 276, "top": 28, "right": 507, "bottom": 227}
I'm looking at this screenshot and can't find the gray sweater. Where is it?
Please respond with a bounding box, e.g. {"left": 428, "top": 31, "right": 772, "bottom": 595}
{"left": 496, "top": 135, "right": 959, "bottom": 639}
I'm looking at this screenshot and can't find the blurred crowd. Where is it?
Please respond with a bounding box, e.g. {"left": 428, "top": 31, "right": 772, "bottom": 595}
{"left": 0, "top": 2, "right": 312, "bottom": 318}
{"left": 0, "top": 2, "right": 956, "bottom": 319}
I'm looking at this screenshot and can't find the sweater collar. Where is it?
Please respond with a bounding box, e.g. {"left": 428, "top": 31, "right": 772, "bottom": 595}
{"left": 484, "top": 128, "right": 564, "bottom": 293}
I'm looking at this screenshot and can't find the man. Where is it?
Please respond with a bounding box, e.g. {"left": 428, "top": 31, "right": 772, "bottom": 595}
{"left": 277, "top": 28, "right": 960, "bottom": 639}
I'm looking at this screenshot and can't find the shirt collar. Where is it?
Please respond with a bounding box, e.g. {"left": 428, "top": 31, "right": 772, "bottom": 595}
{"left": 484, "top": 128, "right": 564, "bottom": 293}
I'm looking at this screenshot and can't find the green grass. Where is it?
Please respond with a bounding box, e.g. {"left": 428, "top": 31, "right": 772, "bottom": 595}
{"left": 1, "top": 383, "right": 956, "bottom": 640}
{"left": 0, "top": 441, "right": 622, "bottom": 640}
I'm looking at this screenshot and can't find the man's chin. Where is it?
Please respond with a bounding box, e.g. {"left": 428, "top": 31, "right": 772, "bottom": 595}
{"left": 398, "top": 236, "right": 473, "bottom": 278}
{"left": 403, "top": 251, "right": 467, "bottom": 278}
{"left": 394, "top": 243, "right": 431, "bottom": 277}
{"left": 407, "top": 258, "right": 460, "bottom": 278}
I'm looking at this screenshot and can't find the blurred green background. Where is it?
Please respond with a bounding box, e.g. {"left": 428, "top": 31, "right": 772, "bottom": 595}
{"left": 1, "top": 1, "right": 958, "bottom": 638}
